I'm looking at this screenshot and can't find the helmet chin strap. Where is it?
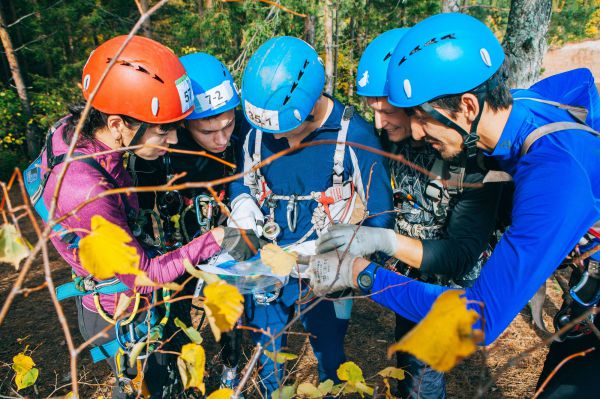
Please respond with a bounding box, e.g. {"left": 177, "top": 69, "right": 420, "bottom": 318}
{"left": 420, "top": 92, "right": 486, "bottom": 159}
{"left": 127, "top": 122, "right": 149, "bottom": 152}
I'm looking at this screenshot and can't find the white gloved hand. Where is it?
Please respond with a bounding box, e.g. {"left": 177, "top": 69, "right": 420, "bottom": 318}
{"left": 316, "top": 224, "right": 398, "bottom": 257}
{"left": 305, "top": 251, "right": 358, "bottom": 296}
{"left": 227, "top": 193, "right": 264, "bottom": 237}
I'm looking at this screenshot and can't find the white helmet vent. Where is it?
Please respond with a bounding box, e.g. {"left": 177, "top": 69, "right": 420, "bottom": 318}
{"left": 151, "top": 97, "right": 159, "bottom": 117}
{"left": 83, "top": 74, "right": 91, "bottom": 91}
{"left": 293, "top": 109, "right": 302, "bottom": 121}
{"left": 403, "top": 79, "right": 412, "bottom": 99}
{"left": 480, "top": 48, "right": 492, "bottom": 67}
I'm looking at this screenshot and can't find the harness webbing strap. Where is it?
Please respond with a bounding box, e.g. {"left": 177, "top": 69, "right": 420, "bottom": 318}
{"left": 56, "top": 279, "right": 129, "bottom": 301}
{"left": 333, "top": 107, "right": 353, "bottom": 186}
{"left": 520, "top": 121, "right": 599, "bottom": 157}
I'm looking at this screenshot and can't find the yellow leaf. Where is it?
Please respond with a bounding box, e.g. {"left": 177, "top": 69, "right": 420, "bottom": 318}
{"left": 336, "top": 362, "right": 373, "bottom": 397}
{"left": 177, "top": 343, "right": 206, "bottom": 393}
{"left": 377, "top": 367, "right": 405, "bottom": 381}
{"left": 297, "top": 382, "right": 323, "bottom": 398}
{"left": 387, "top": 290, "right": 483, "bottom": 372}
{"left": 0, "top": 224, "right": 31, "bottom": 270}
{"left": 264, "top": 350, "right": 298, "bottom": 364}
{"left": 128, "top": 341, "right": 149, "bottom": 368}
{"left": 183, "top": 259, "right": 221, "bottom": 284}
{"left": 12, "top": 353, "right": 34, "bottom": 374}
{"left": 260, "top": 243, "right": 297, "bottom": 276}
{"left": 296, "top": 380, "right": 333, "bottom": 398}
{"left": 273, "top": 385, "right": 297, "bottom": 399}
{"left": 207, "top": 388, "right": 233, "bottom": 399}
{"left": 12, "top": 353, "right": 38, "bottom": 391}
{"left": 203, "top": 281, "right": 243, "bottom": 341}
{"left": 78, "top": 215, "right": 141, "bottom": 279}
{"left": 113, "top": 293, "right": 132, "bottom": 319}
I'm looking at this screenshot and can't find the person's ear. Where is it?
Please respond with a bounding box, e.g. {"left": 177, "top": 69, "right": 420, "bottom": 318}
{"left": 106, "top": 115, "right": 126, "bottom": 146}
{"left": 460, "top": 93, "right": 480, "bottom": 124}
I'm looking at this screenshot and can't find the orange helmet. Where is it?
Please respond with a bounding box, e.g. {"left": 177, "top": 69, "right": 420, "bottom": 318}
{"left": 81, "top": 35, "right": 194, "bottom": 124}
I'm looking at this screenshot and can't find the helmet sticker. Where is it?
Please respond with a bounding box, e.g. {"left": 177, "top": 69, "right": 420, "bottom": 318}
{"left": 196, "top": 80, "right": 235, "bottom": 112}
{"left": 480, "top": 48, "right": 492, "bottom": 67}
{"left": 83, "top": 74, "right": 91, "bottom": 91}
{"left": 358, "top": 71, "right": 369, "bottom": 88}
{"left": 151, "top": 97, "right": 159, "bottom": 117}
{"left": 175, "top": 74, "right": 194, "bottom": 113}
{"left": 293, "top": 109, "right": 302, "bottom": 121}
{"left": 245, "top": 100, "right": 280, "bottom": 131}
{"left": 403, "top": 79, "right": 412, "bottom": 99}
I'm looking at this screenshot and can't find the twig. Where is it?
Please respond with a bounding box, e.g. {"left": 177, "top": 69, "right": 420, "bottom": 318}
{"left": 532, "top": 347, "right": 595, "bottom": 399}
{"left": 233, "top": 343, "right": 263, "bottom": 399}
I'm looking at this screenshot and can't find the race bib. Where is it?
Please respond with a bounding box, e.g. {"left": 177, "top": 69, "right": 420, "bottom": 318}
{"left": 244, "top": 100, "right": 280, "bottom": 130}
{"left": 175, "top": 74, "right": 194, "bottom": 113}
{"left": 196, "top": 80, "right": 235, "bottom": 112}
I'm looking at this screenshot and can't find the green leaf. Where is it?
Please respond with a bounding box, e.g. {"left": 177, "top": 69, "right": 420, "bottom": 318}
{"left": 174, "top": 317, "right": 203, "bottom": 344}
{"left": 0, "top": 224, "right": 31, "bottom": 270}
{"left": 15, "top": 367, "right": 38, "bottom": 391}
{"left": 272, "top": 385, "right": 296, "bottom": 399}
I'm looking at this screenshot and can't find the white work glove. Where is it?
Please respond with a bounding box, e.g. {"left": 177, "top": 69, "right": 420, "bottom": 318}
{"left": 305, "top": 251, "right": 358, "bottom": 296}
{"left": 316, "top": 224, "right": 398, "bottom": 257}
{"left": 227, "top": 193, "right": 265, "bottom": 237}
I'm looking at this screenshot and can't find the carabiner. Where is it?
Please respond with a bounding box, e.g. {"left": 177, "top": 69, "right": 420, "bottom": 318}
{"left": 286, "top": 195, "right": 298, "bottom": 232}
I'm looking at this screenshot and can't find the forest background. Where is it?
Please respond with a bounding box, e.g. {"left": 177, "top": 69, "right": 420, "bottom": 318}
{"left": 1, "top": 0, "right": 600, "bottom": 180}
{"left": 1, "top": 0, "right": 600, "bottom": 398}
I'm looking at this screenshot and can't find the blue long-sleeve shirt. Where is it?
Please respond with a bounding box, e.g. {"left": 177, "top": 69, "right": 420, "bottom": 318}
{"left": 229, "top": 95, "right": 394, "bottom": 246}
{"left": 370, "top": 69, "right": 600, "bottom": 344}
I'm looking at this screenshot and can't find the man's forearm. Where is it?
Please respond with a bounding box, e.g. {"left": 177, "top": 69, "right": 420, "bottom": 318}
{"left": 392, "top": 234, "right": 423, "bottom": 268}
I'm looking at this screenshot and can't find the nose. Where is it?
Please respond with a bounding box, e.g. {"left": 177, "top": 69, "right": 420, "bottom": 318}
{"left": 214, "top": 130, "right": 228, "bottom": 147}
{"left": 410, "top": 118, "right": 426, "bottom": 141}
{"left": 166, "top": 128, "right": 178, "bottom": 145}
{"left": 373, "top": 111, "right": 384, "bottom": 130}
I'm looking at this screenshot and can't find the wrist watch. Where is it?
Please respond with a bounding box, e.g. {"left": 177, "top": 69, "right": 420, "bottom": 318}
{"left": 357, "top": 263, "right": 380, "bottom": 294}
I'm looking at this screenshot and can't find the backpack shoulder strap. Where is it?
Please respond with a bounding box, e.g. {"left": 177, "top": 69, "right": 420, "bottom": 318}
{"left": 520, "top": 121, "right": 599, "bottom": 157}
{"left": 514, "top": 97, "right": 589, "bottom": 124}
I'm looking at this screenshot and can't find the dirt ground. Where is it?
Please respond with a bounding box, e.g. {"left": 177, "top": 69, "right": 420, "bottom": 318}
{"left": 1, "top": 39, "right": 599, "bottom": 398}
{"left": 0, "top": 183, "right": 566, "bottom": 399}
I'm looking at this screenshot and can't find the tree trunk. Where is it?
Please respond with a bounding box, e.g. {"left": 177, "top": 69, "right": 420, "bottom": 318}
{"left": 323, "top": 0, "right": 334, "bottom": 94}
{"left": 304, "top": 14, "right": 316, "bottom": 46}
{"left": 0, "top": 5, "right": 38, "bottom": 157}
{"left": 140, "top": 0, "right": 152, "bottom": 38}
{"left": 441, "top": 0, "right": 462, "bottom": 13}
{"left": 347, "top": 16, "right": 355, "bottom": 98}
{"left": 503, "top": 0, "right": 552, "bottom": 88}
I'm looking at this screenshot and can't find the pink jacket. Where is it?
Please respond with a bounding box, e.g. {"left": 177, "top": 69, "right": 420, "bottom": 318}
{"left": 42, "top": 121, "right": 221, "bottom": 315}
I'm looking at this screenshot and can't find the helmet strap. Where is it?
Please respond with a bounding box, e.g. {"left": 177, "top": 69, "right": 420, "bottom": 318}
{"left": 421, "top": 91, "right": 486, "bottom": 159}
{"left": 129, "top": 122, "right": 149, "bottom": 149}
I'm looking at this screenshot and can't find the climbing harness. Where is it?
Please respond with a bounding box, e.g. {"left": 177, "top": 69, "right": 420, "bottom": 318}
{"left": 242, "top": 106, "right": 361, "bottom": 246}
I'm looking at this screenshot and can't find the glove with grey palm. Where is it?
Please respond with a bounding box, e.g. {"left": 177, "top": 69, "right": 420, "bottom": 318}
{"left": 316, "top": 224, "right": 398, "bottom": 257}
{"left": 220, "top": 227, "right": 263, "bottom": 261}
{"left": 305, "top": 251, "right": 359, "bottom": 296}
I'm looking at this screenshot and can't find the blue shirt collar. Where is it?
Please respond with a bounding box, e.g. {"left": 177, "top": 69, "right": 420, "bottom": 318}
{"left": 486, "top": 101, "right": 531, "bottom": 174}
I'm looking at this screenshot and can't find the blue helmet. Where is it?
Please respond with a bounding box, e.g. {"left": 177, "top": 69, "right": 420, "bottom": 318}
{"left": 241, "top": 36, "right": 325, "bottom": 133}
{"left": 356, "top": 28, "right": 409, "bottom": 97}
{"left": 387, "top": 13, "right": 505, "bottom": 108}
{"left": 180, "top": 52, "right": 240, "bottom": 119}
